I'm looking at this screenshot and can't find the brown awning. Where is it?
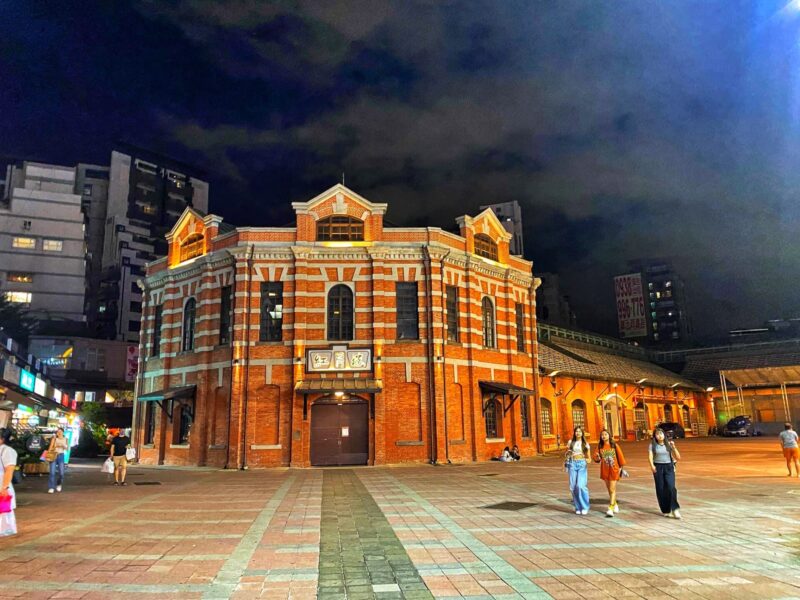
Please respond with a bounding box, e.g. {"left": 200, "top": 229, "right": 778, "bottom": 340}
{"left": 723, "top": 366, "right": 800, "bottom": 388}
{"left": 296, "top": 379, "right": 383, "bottom": 394}
{"left": 479, "top": 381, "right": 536, "bottom": 396}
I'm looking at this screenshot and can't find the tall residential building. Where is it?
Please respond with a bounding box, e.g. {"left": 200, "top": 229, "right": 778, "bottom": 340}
{"left": 97, "top": 148, "right": 208, "bottom": 342}
{"left": 615, "top": 260, "right": 692, "bottom": 345}
{"left": 0, "top": 160, "right": 87, "bottom": 322}
{"left": 480, "top": 200, "right": 524, "bottom": 256}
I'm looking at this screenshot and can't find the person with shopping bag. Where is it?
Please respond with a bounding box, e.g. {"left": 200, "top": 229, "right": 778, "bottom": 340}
{"left": 0, "top": 428, "right": 18, "bottom": 536}
{"left": 110, "top": 430, "right": 131, "bottom": 486}
{"left": 46, "top": 428, "right": 69, "bottom": 494}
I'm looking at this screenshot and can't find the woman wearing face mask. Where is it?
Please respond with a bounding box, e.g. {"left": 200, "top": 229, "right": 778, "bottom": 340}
{"left": 593, "top": 429, "right": 627, "bottom": 518}
{"left": 565, "top": 426, "right": 591, "bottom": 515}
{"left": 648, "top": 427, "right": 682, "bottom": 519}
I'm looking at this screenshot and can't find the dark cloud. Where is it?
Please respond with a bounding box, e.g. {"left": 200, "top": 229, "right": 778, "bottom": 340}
{"left": 2, "top": 0, "right": 800, "bottom": 340}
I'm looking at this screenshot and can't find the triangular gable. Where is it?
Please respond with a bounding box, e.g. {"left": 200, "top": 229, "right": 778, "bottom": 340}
{"left": 291, "top": 183, "right": 388, "bottom": 216}
{"left": 166, "top": 206, "right": 207, "bottom": 242}
{"left": 456, "top": 207, "right": 513, "bottom": 242}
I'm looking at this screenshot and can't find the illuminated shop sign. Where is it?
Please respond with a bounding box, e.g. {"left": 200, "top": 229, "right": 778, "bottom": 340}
{"left": 3, "top": 361, "right": 20, "bottom": 386}
{"left": 34, "top": 377, "right": 47, "bottom": 397}
{"left": 53, "top": 389, "right": 62, "bottom": 404}
{"left": 306, "top": 346, "right": 372, "bottom": 373}
{"left": 19, "top": 369, "right": 35, "bottom": 392}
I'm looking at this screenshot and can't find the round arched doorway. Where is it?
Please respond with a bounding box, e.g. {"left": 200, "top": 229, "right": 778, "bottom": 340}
{"left": 310, "top": 395, "right": 369, "bottom": 466}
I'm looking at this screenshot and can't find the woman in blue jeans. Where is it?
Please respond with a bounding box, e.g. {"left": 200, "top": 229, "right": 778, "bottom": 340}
{"left": 47, "top": 428, "right": 68, "bottom": 493}
{"left": 565, "top": 426, "right": 591, "bottom": 514}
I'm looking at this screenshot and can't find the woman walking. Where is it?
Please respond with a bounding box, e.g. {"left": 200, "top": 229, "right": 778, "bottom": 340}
{"left": 47, "top": 428, "right": 68, "bottom": 494}
{"left": 0, "top": 428, "right": 17, "bottom": 536}
{"left": 593, "top": 429, "right": 627, "bottom": 518}
{"left": 565, "top": 426, "right": 591, "bottom": 515}
{"left": 648, "top": 427, "right": 682, "bottom": 519}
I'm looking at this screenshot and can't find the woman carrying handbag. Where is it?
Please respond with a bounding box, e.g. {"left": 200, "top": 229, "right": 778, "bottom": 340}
{"left": 47, "top": 428, "right": 69, "bottom": 494}
{"left": 0, "top": 428, "right": 18, "bottom": 536}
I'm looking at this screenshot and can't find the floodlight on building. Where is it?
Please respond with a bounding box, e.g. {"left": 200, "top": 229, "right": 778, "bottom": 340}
{"left": 548, "top": 370, "right": 561, "bottom": 377}
{"left": 669, "top": 382, "right": 680, "bottom": 388}
{"left": 706, "top": 386, "right": 714, "bottom": 392}
{"left": 635, "top": 378, "right": 647, "bottom": 385}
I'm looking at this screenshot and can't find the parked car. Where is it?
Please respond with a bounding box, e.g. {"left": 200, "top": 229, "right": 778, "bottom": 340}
{"left": 724, "top": 415, "right": 753, "bottom": 437}
{"left": 658, "top": 422, "right": 686, "bottom": 439}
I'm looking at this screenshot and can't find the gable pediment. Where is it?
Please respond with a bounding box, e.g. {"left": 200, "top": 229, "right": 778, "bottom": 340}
{"left": 292, "top": 184, "right": 388, "bottom": 220}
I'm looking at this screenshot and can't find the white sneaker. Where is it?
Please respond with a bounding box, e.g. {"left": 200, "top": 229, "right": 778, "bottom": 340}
{"left": 613, "top": 503, "right": 620, "bottom": 513}
{"left": 580, "top": 509, "right": 589, "bottom": 515}
{"left": 662, "top": 512, "right": 671, "bottom": 517}
{"left": 48, "top": 489, "right": 54, "bottom": 494}
{"left": 672, "top": 509, "right": 682, "bottom": 520}
{"left": 56, "top": 485, "right": 62, "bottom": 492}
{"left": 606, "top": 508, "right": 614, "bottom": 517}
{"left": 575, "top": 509, "right": 581, "bottom": 514}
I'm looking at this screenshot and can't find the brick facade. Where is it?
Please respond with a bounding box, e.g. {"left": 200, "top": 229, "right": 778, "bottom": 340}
{"left": 132, "top": 185, "right": 541, "bottom": 467}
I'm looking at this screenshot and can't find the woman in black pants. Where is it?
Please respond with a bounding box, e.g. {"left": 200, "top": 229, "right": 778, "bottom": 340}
{"left": 648, "top": 427, "right": 682, "bottom": 519}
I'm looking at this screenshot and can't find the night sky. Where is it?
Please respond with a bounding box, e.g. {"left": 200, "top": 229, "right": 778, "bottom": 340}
{"left": 2, "top": 1, "right": 800, "bottom": 341}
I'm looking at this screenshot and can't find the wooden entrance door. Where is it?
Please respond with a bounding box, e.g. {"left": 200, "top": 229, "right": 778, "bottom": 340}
{"left": 310, "top": 400, "right": 369, "bottom": 466}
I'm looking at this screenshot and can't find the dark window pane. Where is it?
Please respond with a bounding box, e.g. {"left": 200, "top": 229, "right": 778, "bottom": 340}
{"left": 260, "top": 282, "right": 283, "bottom": 342}
{"left": 485, "top": 400, "right": 499, "bottom": 438}
{"left": 144, "top": 402, "right": 156, "bottom": 444}
{"left": 482, "top": 297, "right": 495, "bottom": 348}
{"left": 540, "top": 399, "right": 552, "bottom": 436}
{"left": 396, "top": 282, "right": 419, "bottom": 340}
{"left": 219, "top": 285, "right": 232, "bottom": 345}
{"left": 182, "top": 298, "right": 196, "bottom": 351}
{"left": 521, "top": 397, "right": 531, "bottom": 438}
{"left": 446, "top": 286, "right": 459, "bottom": 343}
{"left": 516, "top": 303, "right": 525, "bottom": 352}
{"left": 327, "top": 284, "right": 354, "bottom": 340}
{"left": 474, "top": 234, "right": 498, "bottom": 261}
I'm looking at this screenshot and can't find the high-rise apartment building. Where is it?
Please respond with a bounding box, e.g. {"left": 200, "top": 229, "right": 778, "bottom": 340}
{"left": 536, "top": 272, "right": 577, "bottom": 328}
{"left": 615, "top": 260, "right": 692, "bottom": 345}
{"left": 480, "top": 201, "right": 524, "bottom": 256}
{"left": 0, "top": 160, "right": 87, "bottom": 322}
{"left": 97, "top": 148, "right": 208, "bottom": 342}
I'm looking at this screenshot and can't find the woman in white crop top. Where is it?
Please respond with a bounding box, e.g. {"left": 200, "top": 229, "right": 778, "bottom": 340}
{"left": 565, "top": 426, "right": 591, "bottom": 514}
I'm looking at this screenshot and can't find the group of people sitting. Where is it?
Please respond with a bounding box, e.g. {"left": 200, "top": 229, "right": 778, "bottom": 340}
{"left": 492, "top": 445, "right": 521, "bottom": 462}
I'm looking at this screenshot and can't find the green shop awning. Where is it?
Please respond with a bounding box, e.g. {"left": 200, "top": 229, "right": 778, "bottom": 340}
{"left": 137, "top": 385, "right": 196, "bottom": 402}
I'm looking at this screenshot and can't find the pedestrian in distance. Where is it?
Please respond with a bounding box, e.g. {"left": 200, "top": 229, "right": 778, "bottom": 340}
{"left": 110, "top": 430, "right": 131, "bottom": 486}
{"left": 779, "top": 422, "right": 800, "bottom": 477}
{"left": 648, "top": 427, "right": 682, "bottom": 519}
{"left": 0, "top": 428, "right": 18, "bottom": 536}
{"left": 593, "top": 429, "right": 628, "bottom": 517}
{"left": 565, "top": 426, "right": 591, "bottom": 515}
{"left": 510, "top": 445, "right": 521, "bottom": 461}
{"left": 47, "top": 427, "right": 68, "bottom": 494}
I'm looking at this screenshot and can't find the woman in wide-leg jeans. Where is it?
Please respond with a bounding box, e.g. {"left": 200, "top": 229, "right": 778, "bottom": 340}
{"left": 566, "top": 426, "right": 591, "bottom": 514}
{"left": 47, "top": 428, "right": 68, "bottom": 493}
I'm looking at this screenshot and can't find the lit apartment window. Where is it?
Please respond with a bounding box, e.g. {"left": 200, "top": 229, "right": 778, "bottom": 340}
{"left": 7, "top": 273, "right": 32, "bottom": 283}
{"left": 43, "top": 239, "right": 63, "bottom": 252}
{"left": 5, "top": 291, "right": 32, "bottom": 304}
{"left": 12, "top": 236, "right": 36, "bottom": 249}
{"left": 83, "top": 184, "right": 92, "bottom": 196}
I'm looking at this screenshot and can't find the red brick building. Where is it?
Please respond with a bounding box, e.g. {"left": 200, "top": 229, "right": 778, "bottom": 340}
{"left": 132, "top": 185, "right": 542, "bottom": 467}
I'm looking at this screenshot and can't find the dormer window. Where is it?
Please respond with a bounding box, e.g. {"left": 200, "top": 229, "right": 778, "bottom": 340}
{"left": 474, "top": 234, "right": 498, "bottom": 261}
{"left": 179, "top": 233, "right": 204, "bottom": 262}
{"left": 317, "top": 216, "right": 364, "bottom": 241}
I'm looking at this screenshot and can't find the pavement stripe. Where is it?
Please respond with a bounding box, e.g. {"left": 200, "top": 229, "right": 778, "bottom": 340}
{"left": 0, "top": 580, "right": 207, "bottom": 594}
{"left": 375, "top": 472, "right": 551, "bottom": 599}
{"left": 203, "top": 474, "right": 297, "bottom": 599}
{"left": 318, "top": 469, "right": 433, "bottom": 599}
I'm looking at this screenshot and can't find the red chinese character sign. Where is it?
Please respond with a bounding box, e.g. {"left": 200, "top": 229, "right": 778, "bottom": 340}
{"left": 614, "top": 273, "right": 646, "bottom": 338}
{"left": 126, "top": 345, "right": 139, "bottom": 382}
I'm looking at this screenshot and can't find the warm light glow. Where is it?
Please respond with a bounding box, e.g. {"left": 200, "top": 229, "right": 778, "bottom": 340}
{"left": 548, "top": 370, "right": 560, "bottom": 377}
{"left": 318, "top": 241, "right": 373, "bottom": 248}
{"left": 334, "top": 391, "right": 345, "bottom": 398}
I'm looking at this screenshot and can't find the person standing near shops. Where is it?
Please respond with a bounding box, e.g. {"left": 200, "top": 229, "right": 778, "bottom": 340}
{"left": 779, "top": 423, "right": 800, "bottom": 477}
{"left": 110, "top": 430, "right": 131, "bottom": 486}
{"left": 0, "top": 428, "right": 18, "bottom": 536}
{"left": 593, "top": 429, "right": 628, "bottom": 517}
{"left": 47, "top": 428, "right": 68, "bottom": 494}
{"left": 565, "top": 426, "right": 591, "bottom": 515}
{"left": 648, "top": 427, "right": 682, "bottom": 519}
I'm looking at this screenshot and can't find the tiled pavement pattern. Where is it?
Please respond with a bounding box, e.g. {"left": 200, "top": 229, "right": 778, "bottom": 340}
{"left": 1, "top": 438, "right": 800, "bottom": 598}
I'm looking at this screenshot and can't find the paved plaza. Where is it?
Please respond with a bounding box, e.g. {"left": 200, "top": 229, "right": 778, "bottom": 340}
{"left": 2, "top": 438, "right": 800, "bottom": 599}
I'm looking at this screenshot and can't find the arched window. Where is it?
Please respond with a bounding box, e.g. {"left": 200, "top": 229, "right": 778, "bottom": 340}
{"left": 182, "top": 298, "right": 196, "bottom": 352}
{"left": 520, "top": 396, "right": 531, "bottom": 438}
{"left": 664, "top": 405, "right": 673, "bottom": 422}
{"left": 540, "top": 398, "right": 553, "bottom": 436}
{"left": 571, "top": 399, "right": 586, "bottom": 431}
{"left": 482, "top": 297, "right": 495, "bottom": 348}
{"left": 682, "top": 405, "right": 690, "bottom": 427}
{"left": 327, "top": 285, "right": 354, "bottom": 340}
{"left": 634, "top": 401, "right": 646, "bottom": 431}
{"left": 179, "top": 233, "right": 204, "bottom": 262}
{"left": 317, "top": 216, "right": 364, "bottom": 241}
{"left": 485, "top": 397, "right": 503, "bottom": 439}
{"left": 474, "top": 234, "right": 498, "bottom": 261}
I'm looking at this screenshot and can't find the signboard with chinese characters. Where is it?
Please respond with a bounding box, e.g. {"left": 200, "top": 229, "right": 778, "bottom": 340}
{"left": 614, "top": 273, "right": 647, "bottom": 338}
{"left": 19, "top": 369, "right": 35, "bottom": 393}
{"left": 306, "top": 346, "right": 372, "bottom": 373}
{"left": 125, "top": 345, "right": 139, "bottom": 382}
